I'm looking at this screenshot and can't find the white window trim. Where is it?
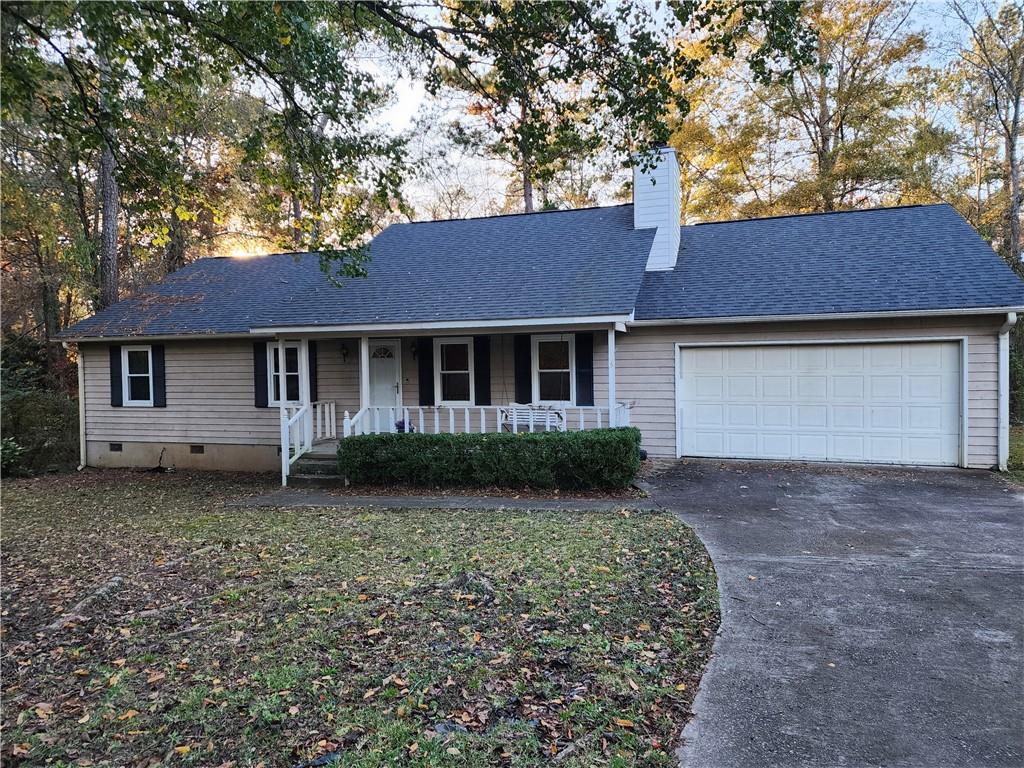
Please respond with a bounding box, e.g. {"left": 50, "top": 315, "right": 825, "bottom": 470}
{"left": 532, "top": 333, "right": 576, "bottom": 406}
{"left": 267, "top": 341, "right": 306, "bottom": 407}
{"left": 122, "top": 345, "right": 154, "bottom": 407}
{"left": 433, "top": 336, "right": 475, "bottom": 406}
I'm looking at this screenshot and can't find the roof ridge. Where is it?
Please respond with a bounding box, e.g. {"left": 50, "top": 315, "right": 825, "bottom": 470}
{"left": 691, "top": 203, "right": 948, "bottom": 227}
{"left": 399, "top": 202, "right": 632, "bottom": 226}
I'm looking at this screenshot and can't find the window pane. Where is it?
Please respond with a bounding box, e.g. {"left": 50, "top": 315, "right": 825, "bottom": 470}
{"left": 128, "top": 375, "right": 150, "bottom": 401}
{"left": 286, "top": 372, "right": 300, "bottom": 402}
{"left": 127, "top": 350, "right": 150, "bottom": 375}
{"left": 272, "top": 374, "right": 281, "bottom": 402}
{"left": 271, "top": 348, "right": 281, "bottom": 374}
{"left": 537, "top": 340, "right": 569, "bottom": 370}
{"left": 538, "top": 371, "right": 571, "bottom": 401}
{"left": 442, "top": 372, "right": 470, "bottom": 402}
{"left": 441, "top": 343, "right": 469, "bottom": 372}
{"left": 285, "top": 346, "right": 299, "bottom": 373}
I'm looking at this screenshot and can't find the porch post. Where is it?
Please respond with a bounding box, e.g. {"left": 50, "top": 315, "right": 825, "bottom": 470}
{"left": 359, "top": 335, "right": 371, "bottom": 411}
{"left": 607, "top": 327, "right": 617, "bottom": 428}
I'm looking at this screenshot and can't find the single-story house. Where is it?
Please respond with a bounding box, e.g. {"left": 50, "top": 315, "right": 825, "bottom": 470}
{"left": 61, "top": 147, "right": 1024, "bottom": 483}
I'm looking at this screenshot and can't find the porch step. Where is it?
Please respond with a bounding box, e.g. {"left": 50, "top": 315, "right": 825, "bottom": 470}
{"left": 291, "top": 456, "right": 339, "bottom": 476}
{"left": 288, "top": 473, "right": 347, "bottom": 488}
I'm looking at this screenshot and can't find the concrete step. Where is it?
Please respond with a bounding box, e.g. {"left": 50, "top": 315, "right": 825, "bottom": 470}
{"left": 292, "top": 456, "right": 339, "bottom": 476}
{"left": 287, "top": 473, "right": 347, "bottom": 488}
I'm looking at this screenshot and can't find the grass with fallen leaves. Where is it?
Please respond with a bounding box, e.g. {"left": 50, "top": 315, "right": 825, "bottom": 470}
{"left": 1008, "top": 425, "right": 1024, "bottom": 486}
{"left": 1, "top": 470, "right": 718, "bottom": 767}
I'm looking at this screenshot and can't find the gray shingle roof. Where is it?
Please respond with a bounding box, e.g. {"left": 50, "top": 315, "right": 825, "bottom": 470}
{"left": 635, "top": 203, "right": 1024, "bottom": 320}
{"left": 62, "top": 202, "right": 1024, "bottom": 340}
{"left": 63, "top": 205, "right": 653, "bottom": 338}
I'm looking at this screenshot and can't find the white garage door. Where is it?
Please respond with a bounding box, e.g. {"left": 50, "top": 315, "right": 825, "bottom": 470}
{"left": 677, "top": 341, "right": 962, "bottom": 466}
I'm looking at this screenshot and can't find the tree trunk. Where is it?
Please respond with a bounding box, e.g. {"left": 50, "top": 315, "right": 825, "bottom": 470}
{"left": 522, "top": 167, "right": 534, "bottom": 213}
{"left": 97, "top": 53, "right": 120, "bottom": 309}
{"left": 1005, "top": 119, "right": 1022, "bottom": 273}
{"left": 164, "top": 208, "right": 188, "bottom": 275}
{"left": 814, "top": 36, "right": 836, "bottom": 212}
{"left": 33, "top": 236, "right": 63, "bottom": 376}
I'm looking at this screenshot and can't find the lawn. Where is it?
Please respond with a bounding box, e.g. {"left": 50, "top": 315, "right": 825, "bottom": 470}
{"left": 1008, "top": 425, "right": 1024, "bottom": 486}
{"left": 1, "top": 471, "right": 719, "bottom": 767}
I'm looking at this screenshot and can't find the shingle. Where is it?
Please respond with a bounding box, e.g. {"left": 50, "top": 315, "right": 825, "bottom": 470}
{"left": 62, "top": 205, "right": 653, "bottom": 338}
{"left": 61, "top": 202, "right": 1024, "bottom": 340}
{"left": 635, "top": 203, "right": 1024, "bottom": 319}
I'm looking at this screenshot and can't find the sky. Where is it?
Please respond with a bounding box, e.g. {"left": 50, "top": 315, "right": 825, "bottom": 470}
{"left": 373, "top": 0, "right": 980, "bottom": 220}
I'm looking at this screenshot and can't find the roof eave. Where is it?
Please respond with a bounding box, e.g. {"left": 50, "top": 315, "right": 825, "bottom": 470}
{"left": 628, "top": 306, "right": 1024, "bottom": 326}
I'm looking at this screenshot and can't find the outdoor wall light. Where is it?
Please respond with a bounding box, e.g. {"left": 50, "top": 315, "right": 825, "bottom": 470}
{"left": 411, "top": 342, "right": 417, "bottom": 361}
{"left": 340, "top": 342, "right": 350, "bottom": 363}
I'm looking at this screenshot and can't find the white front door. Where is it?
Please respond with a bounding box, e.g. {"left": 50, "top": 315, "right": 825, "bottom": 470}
{"left": 368, "top": 339, "right": 401, "bottom": 407}
{"left": 677, "top": 341, "right": 962, "bottom": 466}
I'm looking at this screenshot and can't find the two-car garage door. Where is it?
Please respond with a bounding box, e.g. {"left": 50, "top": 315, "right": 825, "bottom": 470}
{"left": 677, "top": 341, "right": 962, "bottom": 466}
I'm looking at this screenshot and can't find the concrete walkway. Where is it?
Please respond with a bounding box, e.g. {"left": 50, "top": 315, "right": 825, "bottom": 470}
{"left": 648, "top": 460, "right": 1024, "bottom": 768}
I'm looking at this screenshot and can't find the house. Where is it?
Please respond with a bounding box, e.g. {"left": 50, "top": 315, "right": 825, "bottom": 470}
{"left": 61, "top": 147, "right": 1024, "bottom": 483}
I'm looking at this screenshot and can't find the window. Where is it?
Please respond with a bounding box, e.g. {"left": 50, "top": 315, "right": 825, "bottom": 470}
{"left": 267, "top": 343, "right": 303, "bottom": 405}
{"left": 122, "top": 346, "right": 154, "bottom": 406}
{"left": 434, "top": 337, "right": 474, "bottom": 405}
{"left": 533, "top": 334, "right": 575, "bottom": 404}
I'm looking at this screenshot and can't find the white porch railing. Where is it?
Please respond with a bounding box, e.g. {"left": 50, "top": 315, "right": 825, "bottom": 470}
{"left": 342, "top": 404, "right": 633, "bottom": 438}
{"left": 280, "top": 400, "right": 337, "bottom": 485}
{"left": 313, "top": 400, "right": 337, "bottom": 441}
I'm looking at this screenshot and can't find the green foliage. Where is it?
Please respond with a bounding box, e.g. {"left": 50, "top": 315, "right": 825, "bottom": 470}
{"left": 337, "top": 428, "right": 642, "bottom": 490}
{"left": 0, "top": 389, "right": 78, "bottom": 475}
{"left": 1, "top": 437, "right": 26, "bottom": 476}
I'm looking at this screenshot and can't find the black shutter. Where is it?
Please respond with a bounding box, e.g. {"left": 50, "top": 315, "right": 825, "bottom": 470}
{"left": 417, "top": 336, "right": 435, "bottom": 406}
{"left": 253, "top": 341, "right": 269, "bottom": 408}
{"left": 473, "top": 336, "right": 491, "bottom": 406}
{"left": 513, "top": 334, "right": 532, "bottom": 404}
{"left": 109, "top": 345, "right": 123, "bottom": 407}
{"left": 575, "top": 332, "right": 594, "bottom": 406}
{"left": 152, "top": 344, "right": 167, "bottom": 407}
{"left": 307, "top": 341, "right": 318, "bottom": 402}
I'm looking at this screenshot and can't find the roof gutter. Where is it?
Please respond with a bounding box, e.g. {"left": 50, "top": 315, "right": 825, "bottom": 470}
{"left": 627, "top": 306, "right": 1024, "bottom": 327}
{"left": 249, "top": 314, "right": 632, "bottom": 335}
{"left": 59, "top": 332, "right": 259, "bottom": 344}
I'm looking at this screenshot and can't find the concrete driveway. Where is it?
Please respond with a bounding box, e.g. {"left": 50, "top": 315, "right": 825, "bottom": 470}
{"left": 648, "top": 460, "right": 1024, "bottom": 768}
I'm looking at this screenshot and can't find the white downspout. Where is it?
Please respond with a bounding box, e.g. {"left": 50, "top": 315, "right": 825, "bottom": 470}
{"left": 65, "top": 342, "right": 86, "bottom": 470}
{"left": 607, "top": 328, "right": 617, "bottom": 428}
{"left": 998, "top": 312, "right": 1017, "bottom": 471}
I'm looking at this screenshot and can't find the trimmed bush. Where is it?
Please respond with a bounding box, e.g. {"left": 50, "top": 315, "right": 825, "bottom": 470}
{"left": 337, "top": 427, "right": 641, "bottom": 490}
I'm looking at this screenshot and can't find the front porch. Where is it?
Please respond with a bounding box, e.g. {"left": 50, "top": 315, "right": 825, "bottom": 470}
{"left": 265, "top": 327, "right": 630, "bottom": 484}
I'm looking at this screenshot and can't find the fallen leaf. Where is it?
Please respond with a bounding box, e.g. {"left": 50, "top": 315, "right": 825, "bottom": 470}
{"left": 174, "top": 745, "right": 191, "bottom": 755}
{"left": 118, "top": 709, "right": 139, "bottom": 721}
{"left": 613, "top": 718, "right": 634, "bottom": 728}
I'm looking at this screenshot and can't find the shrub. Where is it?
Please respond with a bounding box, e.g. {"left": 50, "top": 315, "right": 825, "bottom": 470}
{"left": 1, "top": 437, "right": 25, "bottom": 476}
{"left": 0, "top": 389, "right": 78, "bottom": 474}
{"left": 337, "top": 427, "right": 641, "bottom": 490}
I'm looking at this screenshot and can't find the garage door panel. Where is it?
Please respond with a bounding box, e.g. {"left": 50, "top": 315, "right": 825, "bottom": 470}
{"left": 679, "top": 341, "right": 961, "bottom": 466}
{"left": 796, "top": 434, "right": 828, "bottom": 459}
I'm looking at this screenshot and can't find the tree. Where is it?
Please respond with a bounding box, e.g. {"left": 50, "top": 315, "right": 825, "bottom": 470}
{"left": 951, "top": 0, "right": 1024, "bottom": 270}
{"left": 372, "top": 0, "right": 816, "bottom": 213}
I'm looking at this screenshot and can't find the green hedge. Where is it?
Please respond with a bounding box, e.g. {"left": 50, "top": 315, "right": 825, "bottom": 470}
{"left": 337, "top": 427, "right": 641, "bottom": 490}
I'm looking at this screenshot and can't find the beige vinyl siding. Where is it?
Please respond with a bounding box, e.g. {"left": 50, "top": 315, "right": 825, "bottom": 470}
{"left": 83, "top": 340, "right": 280, "bottom": 445}
{"left": 80, "top": 317, "right": 1001, "bottom": 470}
{"left": 618, "top": 315, "right": 1003, "bottom": 468}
